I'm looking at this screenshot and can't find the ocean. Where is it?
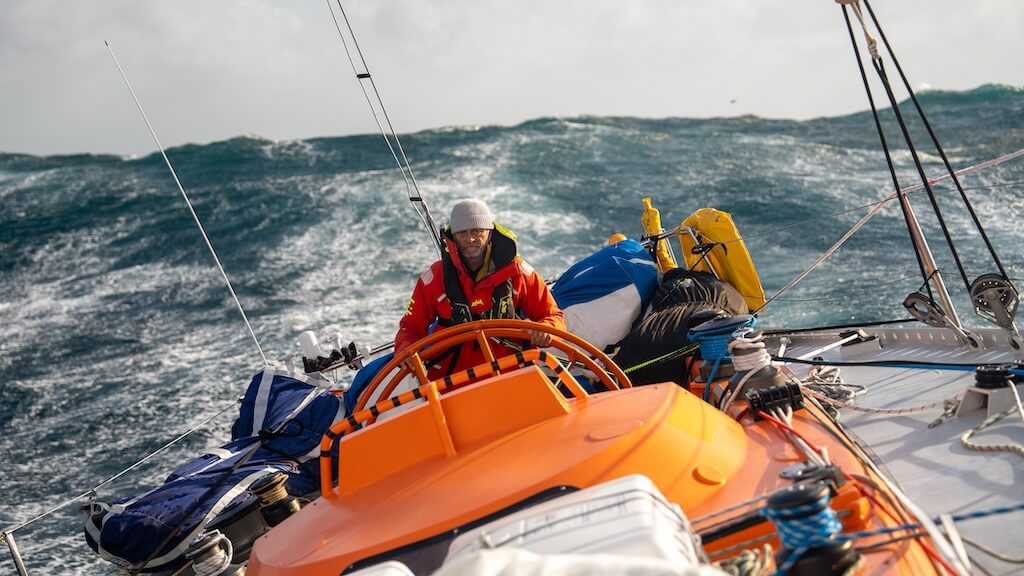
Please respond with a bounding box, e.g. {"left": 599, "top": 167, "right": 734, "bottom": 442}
{"left": 1, "top": 84, "right": 1023, "bottom": 573}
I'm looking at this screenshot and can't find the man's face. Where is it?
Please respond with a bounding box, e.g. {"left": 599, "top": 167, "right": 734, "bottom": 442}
{"left": 453, "top": 228, "right": 491, "bottom": 261}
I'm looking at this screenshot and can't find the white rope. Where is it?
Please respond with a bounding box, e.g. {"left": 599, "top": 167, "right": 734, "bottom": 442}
{"left": 105, "top": 42, "right": 268, "bottom": 366}
{"left": 1010, "top": 380, "right": 1024, "bottom": 428}
{"left": 846, "top": 1, "right": 880, "bottom": 61}
{"left": 803, "top": 365, "right": 867, "bottom": 406}
{"left": 772, "top": 406, "right": 829, "bottom": 467}
{"left": 721, "top": 330, "right": 772, "bottom": 412}
{"left": 713, "top": 544, "right": 774, "bottom": 576}
{"left": 814, "top": 399, "right": 970, "bottom": 575}
{"left": 190, "top": 533, "right": 233, "bottom": 576}
{"left": 960, "top": 406, "right": 1024, "bottom": 458}
{"left": 754, "top": 200, "right": 885, "bottom": 314}
{"left": 802, "top": 384, "right": 958, "bottom": 416}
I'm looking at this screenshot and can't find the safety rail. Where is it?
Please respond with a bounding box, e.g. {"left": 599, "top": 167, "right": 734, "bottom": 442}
{"left": 0, "top": 400, "right": 238, "bottom": 576}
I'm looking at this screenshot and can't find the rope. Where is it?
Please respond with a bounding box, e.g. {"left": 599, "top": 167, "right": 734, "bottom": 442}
{"left": 961, "top": 405, "right": 1024, "bottom": 458}
{"left": 754, "top": 195, "right": 888, "bottom": 314}
{"left": 1010, "top": 379, "right": 1024, "bottom": 428}
{"left": 803, "top": 365, "right": 865, "bottom": 404}
{"left": 962, "top": 535, "right": 1024, "bottom": 564}
{"left": 760, "top": 273, "right": 917, "bottom": 303}
{"left": 190, "top": 534, "right": 233, "bottom": 576}
{"left": 692, "top": 493, "right": 774, "bottom": 526}
{"left": 622, "top": 343, "right": 699, "bottom": 375}
{"left": 714, "top": 544, "right": 773, "bottom": 576}
{"left": 663, "top": 141, "right": 1024, "bottom": 317}
{"left": 766, "top": 406, "right": 829, "bottom": 467}
{"left": 106, "top": 42, "right": 268, "bottom": 365}
{"left": 763, "top": 499, "right": 842, "bottom": 550}
{"left": 2, "top": 400, "right": 238, "bottom": 535}
{"left": 802, "top": 386, "right": 958, "bottom": 416}
{"left": 773, "top": 356, "right": 1013, "bottom": 372}
{"left": 692, "top": 316, "right": 758, "bottom": 402}
{"left": 716, "top": 152, "right": 1024, "bottom": 250}
{"left": 763, "top": 484, "right": 843, "bottom": 575}
{"left": 845, "top": 1, "right": 879, "bottom": 60}
{"left": 762, "top": 318, "right": 914, "bottom": 336}
{"left": 720, "top": 330, "right": 771, "bottom": 412}
{"left": 827, "top": 501, "right": 1024, "bottom": 544}
{"left": 839, "top": 5, "right": 936, "bottom": 306}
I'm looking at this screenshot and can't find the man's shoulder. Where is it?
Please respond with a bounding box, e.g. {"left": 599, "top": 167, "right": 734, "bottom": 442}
{"left": 418, "top": 260, "right": 444, "bottom": 285}
{"left": 515, "top": 257, "right": 535, "bottom": 277}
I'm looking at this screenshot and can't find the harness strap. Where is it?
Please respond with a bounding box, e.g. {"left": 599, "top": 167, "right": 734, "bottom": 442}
{"left": 436, "top": 244, "right": 518, "bottom": 375}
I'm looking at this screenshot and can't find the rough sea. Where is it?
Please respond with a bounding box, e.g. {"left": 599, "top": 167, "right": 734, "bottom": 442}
{"left": 2, "top": 84, "right": 1023, "bottom": 573}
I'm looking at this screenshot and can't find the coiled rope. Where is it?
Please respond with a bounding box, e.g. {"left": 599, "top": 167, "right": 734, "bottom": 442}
{"left": 720, "top": 329, "right": 772, "bottom": 412}
{"left": 714, "top": 544, "right": 773, "bottom": 576}
{"left": 762, "top": 484, "right": 844, "bottom": 575}
{"left": 190, "top": 535, "right": 233, "bottom": 576}
{"left": 764, "top": 501, "right": 842, "bottom": 551}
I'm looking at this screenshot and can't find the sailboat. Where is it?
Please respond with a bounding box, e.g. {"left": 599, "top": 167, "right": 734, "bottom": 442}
{"left": 3, "top": 1, "right": 1023, "bottom": 575}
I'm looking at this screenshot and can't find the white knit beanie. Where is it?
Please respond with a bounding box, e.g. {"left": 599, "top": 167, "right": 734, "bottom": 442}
{"left": 449, "top": 199, "right": 494, "bottom": 233}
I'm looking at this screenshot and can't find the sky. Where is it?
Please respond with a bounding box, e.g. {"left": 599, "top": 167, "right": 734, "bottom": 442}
{"left": 2, "top": 0, "right": 1022, "bottom": 157}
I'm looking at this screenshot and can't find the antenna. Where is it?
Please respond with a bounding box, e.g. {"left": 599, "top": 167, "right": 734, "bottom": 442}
{"left": 105, "top": 41, "right": 269, "bottom": 366}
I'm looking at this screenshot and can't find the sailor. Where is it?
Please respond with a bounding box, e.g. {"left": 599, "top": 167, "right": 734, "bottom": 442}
{"left": 395, "top": 198, "right": 566, "bottom": 378}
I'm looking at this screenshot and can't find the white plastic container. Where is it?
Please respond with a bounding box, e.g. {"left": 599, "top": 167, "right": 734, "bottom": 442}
{"left": 443, "top": 475, "right": 705, "bottom": 568}
{"left": 344, "top": 560, "right": 414, "bottom": 576}
{"left": 298, "top": 330, "right": 322, "bottom": 359}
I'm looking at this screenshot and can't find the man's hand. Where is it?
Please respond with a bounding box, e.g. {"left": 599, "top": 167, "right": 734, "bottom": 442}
{"left": 525, "top": 328, "right": 553, "bottom": 348}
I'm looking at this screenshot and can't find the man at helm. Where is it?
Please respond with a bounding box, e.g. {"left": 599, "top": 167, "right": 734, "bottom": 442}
{"left": 395, "top": 199, "right": 566, "bottom": 379}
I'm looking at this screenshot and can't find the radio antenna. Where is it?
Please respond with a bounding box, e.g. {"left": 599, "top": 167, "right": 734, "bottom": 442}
{"left": 105, "top": 41, "right": 268, "bottom": 366}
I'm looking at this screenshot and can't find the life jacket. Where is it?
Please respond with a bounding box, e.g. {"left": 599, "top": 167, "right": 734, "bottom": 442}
{"left": 438, "top": 226, "right": 519, "bottom": 327}
{"left": 432, "top": 226, "right": 521, "bottom": 375}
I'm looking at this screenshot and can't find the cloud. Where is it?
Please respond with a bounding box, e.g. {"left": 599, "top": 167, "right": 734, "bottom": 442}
{"left": 2, "top": 0, "right": 1022, "bottom": 156}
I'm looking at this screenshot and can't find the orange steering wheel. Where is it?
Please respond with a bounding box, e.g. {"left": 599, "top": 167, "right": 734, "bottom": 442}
{"left": 354, "top": 319, "right": 631, "bottom": 413}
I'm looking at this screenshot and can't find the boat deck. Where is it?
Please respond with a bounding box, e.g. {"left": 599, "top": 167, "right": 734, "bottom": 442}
{"left": 772, "top": 327, "right": 1024, "bottom": 575}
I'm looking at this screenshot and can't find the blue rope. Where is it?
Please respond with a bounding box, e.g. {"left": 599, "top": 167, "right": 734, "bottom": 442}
{"left": 829, "top": 500, "right": 1024, "bottom": 543}
{"left": 760, "top": 499, "right": 1024, "bottom": 574}
{"left": 762, "top": 498, "right": 843, "bottom": 550}
{"left": 763, "top": 493, "right": 842, "bottom": 576}
{"left": 691, "top": 316, "right": 757, "bottom": 402}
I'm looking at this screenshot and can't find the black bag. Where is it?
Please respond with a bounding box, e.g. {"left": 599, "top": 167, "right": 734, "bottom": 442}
{"left": 613, "top": 270, "right": 747, "bottom": 386}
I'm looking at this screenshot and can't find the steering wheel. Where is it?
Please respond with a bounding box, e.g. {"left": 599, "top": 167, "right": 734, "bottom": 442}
{"left": 354, "top": 319, "right": 631, "bottom": 413}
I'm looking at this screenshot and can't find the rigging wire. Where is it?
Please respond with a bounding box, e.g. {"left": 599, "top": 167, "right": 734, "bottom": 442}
{"left": 753, "top": 188, "right": 888, "bottom": 313}
{"left": 748, "top": 145, "right": 1024, "bottom": 314}
{"left": 105, "top": 42, "right": 268, "bottom": 366}
{"left": 849, "top": 2, "right": 973, "bottom": 295}
{"left": 2, "top": 400, "right": 238, "bottom": 535}
{"left": 862, "top": 0, "right": 1012, "bottom": 282}
{"left": 722, "top": 162, "right": 1024, "bottom": 246}
{"left": 325, "top": 0, "right": 443, "bottom": 257}
{"left": 839, "top": 5, "right": 935, "bottom": 304}
{"left": 730, "top": 145, "right": 1020, "bottom": 314}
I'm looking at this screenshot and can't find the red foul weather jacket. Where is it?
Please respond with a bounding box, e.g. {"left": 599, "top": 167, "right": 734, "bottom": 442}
{"left": 395, "top": 225, "right": 566, "bottom": 379}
